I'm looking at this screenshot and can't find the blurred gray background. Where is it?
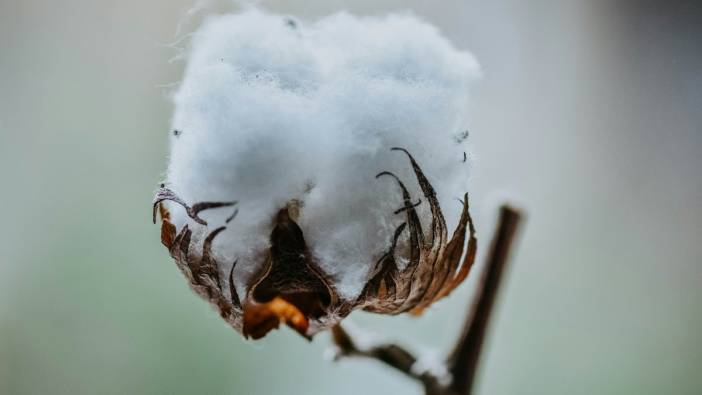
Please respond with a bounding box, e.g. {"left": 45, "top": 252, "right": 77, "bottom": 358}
{"left": 1, "top": 0, "right": 700, "bottom": 394}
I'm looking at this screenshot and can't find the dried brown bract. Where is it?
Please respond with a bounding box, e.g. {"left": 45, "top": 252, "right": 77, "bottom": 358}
{"left": 152, "top": 148, "right": 477, "bottom": 340}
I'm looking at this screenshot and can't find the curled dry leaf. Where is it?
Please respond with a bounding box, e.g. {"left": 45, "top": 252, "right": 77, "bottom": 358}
{"left": 153, "top": 149, "right": 477, "bottom": 340}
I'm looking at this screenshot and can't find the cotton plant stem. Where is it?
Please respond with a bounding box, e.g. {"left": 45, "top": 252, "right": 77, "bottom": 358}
{"left": 330, "top": 205, "right": 523, "bottom": 395}
{"left": 446, "top": 205, "right": 522, "bottom": 395}
{"left": 330, "top": 325, "right": 443, "bottom": 391}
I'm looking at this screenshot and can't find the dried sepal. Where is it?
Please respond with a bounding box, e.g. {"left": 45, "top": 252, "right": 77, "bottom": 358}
{"left": 158, "top": 202, "right": 177, "bottom": 249}
{"left": 411, "top": 193, "right": 477, "bottom": 315}
{"left": 243, "top": 205, "right": 338, "bottom": 338}
{"left": 152, "top": 185, "right": 236, "bottom": 226}
{"left": 358, "top": 149, "right": 477, "bottom": 316}
{"left": 153, "top": 148, "right": 477, "bottom": 340}
{"left": 154, "top": 198, "right": 244, "bottom": 330}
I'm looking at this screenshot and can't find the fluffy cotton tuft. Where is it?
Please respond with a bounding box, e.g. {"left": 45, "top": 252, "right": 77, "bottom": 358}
{"left": 166, "top": 9, "right": 480, "bottom": 299}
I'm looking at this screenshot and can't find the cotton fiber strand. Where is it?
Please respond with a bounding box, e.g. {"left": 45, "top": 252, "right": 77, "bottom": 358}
{"left": 165, "top": 9, "right": 480, "bottom": 300}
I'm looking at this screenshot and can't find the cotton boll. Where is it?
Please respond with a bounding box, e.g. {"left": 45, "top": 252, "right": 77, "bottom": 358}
{"left": 165, "top": 9, "right": 480, "bottom": 301}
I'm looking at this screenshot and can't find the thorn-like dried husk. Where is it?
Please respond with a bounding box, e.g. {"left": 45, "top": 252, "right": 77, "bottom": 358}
{"left": 152, "top": 148, "right": 477, "bottom": 339}
{"left": 358, "top": 149, "right": 477, "bottom": 316}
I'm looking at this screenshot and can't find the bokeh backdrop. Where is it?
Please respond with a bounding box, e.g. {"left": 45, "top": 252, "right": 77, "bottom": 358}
{"left": 1, "top": 1, "right": 700, "bottom": 394}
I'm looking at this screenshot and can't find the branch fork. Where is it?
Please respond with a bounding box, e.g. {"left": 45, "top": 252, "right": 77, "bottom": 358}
{"left": 330, "top": 205, "right": 523, "bottom": 395}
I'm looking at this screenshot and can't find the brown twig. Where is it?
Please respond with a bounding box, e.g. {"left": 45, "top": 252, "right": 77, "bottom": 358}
{"left": 330, "top": 325, "right": 444, "bottom": 391}
{"left": 330, "top": 204, "right": 523, "bottom": 395}
{"left": 445, "top": 205, "right": 522, "bottom": 394}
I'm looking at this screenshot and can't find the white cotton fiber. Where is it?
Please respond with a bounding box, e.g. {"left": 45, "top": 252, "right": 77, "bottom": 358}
{"left": 166, "top": 9, "right": 480, "bottom": 300}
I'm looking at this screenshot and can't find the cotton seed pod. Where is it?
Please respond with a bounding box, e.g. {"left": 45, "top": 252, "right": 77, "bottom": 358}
{"left": 153, "top": 148, "right": 476, "bottom": 339}
{"left": 153, "top": 10, "right": 480, "bottom": 340}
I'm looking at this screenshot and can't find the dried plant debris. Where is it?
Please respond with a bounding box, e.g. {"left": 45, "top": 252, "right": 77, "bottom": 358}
{"left": 153, "top": 149, "right": 476, "bottom": 340}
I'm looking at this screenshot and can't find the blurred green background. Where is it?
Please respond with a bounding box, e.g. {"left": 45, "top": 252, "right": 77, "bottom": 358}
{"left": 1, "top": 1, "right": 700, "bottom": 394}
